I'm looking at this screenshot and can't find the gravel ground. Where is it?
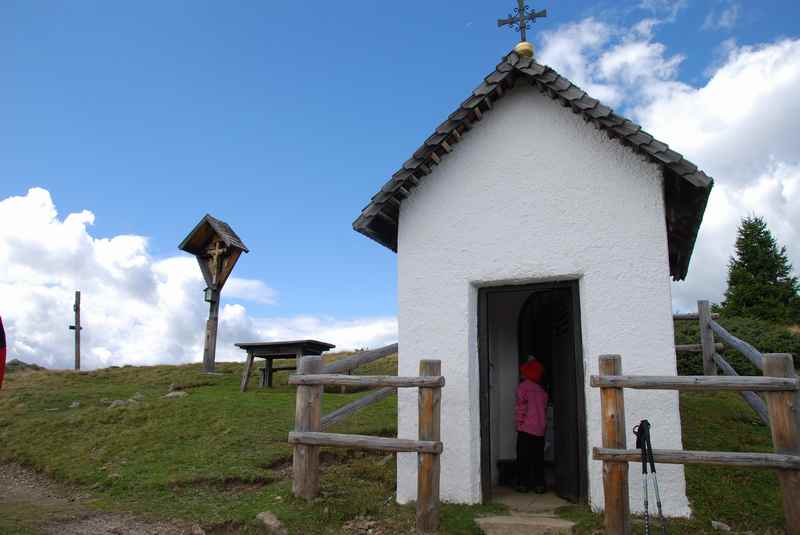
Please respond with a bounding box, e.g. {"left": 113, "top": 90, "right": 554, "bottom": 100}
{"left": 0, "top": 463, "right": 202, "bottom": 535}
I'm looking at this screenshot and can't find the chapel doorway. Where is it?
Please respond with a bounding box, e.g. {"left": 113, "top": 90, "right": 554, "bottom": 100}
{"left": 477, "top": 281, "right": 588, "bottom": 504}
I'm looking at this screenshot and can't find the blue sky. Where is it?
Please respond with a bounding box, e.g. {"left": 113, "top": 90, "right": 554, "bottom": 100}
{"left": 3, "top": 1, "right": 800, "bottom": 367}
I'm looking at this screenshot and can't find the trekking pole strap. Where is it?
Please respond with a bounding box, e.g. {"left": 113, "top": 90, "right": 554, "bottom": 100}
{"left": 633, "top": 421, "right": 650, "bottom": 474}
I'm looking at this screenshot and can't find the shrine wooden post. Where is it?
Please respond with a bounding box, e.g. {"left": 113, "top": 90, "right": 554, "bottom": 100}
{"left": 179, "top": 214, "right": 249, "bottom": 373}
{"left": 68, "top": 290, "right": 82, "bottom": 370}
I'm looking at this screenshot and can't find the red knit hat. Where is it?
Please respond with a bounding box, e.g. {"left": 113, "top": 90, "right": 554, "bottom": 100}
{"left": 520, "top": 360, "right": 544, "bottom": 383}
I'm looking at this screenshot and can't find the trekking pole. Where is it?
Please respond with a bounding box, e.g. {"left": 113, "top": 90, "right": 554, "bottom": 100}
{"left": 643, "top": 422, "right": 668, "bottom": 535}
{"left": 634, "top": 422, "right": 651, "bottom": 535}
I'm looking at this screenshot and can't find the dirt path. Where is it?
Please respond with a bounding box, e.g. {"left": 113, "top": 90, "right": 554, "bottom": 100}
{"left": 0, "top": 463, "right": 202, "bottom": 535}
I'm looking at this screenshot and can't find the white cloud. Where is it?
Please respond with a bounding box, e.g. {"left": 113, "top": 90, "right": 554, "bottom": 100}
{"left": 703, "top": 2, "right": 740, "bottom": 31}
{"left": 632, "top": 39, "right": 800, "bottom": 187}
{"left": 0, "top": 188, "right": 396, "bottom": 369}
{"left": 218, "top": 306, "right": 397, "bottom": 356}
{"left": 537, "top": 20, "right": 614, "bottom": 101}
{"left": 538, "top": 18, "right": 686, "bottom": 109}
{"left": 638, "top": 0, "right": 688, "bottom": 23}
{"left": 539, "top": 19, "right": 800, "bottom": 312}
{"left": 538, "top": 19, "right": 622, "bottom": 105}
{"left": 251, "top": 314, "right": 398, "bottom": 351}
{"left": 225, "top": 278, "right": 277, "bottom": 305}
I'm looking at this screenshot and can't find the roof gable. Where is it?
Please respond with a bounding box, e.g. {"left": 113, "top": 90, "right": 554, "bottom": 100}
{"left": 353, "top": 50, "right": 713, "bottom": 281}
{"left": 178, "top": 214, "right": 249, "bottom": 256}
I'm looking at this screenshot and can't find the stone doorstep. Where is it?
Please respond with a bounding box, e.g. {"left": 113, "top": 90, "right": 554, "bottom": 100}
{"left": 475, "top": 513, "right": 576, "bottom": 535}
{"left": 491, "top": 489, "right": 571, "bottom": 515}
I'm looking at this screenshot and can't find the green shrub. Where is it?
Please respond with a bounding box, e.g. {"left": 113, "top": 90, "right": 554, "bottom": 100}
{"left": 674, "top": 316, "right": 800, "bottom": 375}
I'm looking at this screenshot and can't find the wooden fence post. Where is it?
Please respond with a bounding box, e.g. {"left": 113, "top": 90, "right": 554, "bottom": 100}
{"left": 293, "top": 355, "right": 323, "bottom": 499}
{"left": 763, "top": 353, "right": 800, "bottom": 534}
{"left": 417, "top": 359, "right": 441, "bottom": 534}
{"left": 599, "top": 354, "right": 631, "bottom": 535}
{"left": 698, "top": 300, "right": 716, "bottom": 376}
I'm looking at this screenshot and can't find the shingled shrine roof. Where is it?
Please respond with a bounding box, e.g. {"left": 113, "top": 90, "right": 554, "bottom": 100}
{"left": 353, "top": 49, "right": 714, "bottom": 281}
{"left": 178, "top": 214, "right": 249, "bottom": 256}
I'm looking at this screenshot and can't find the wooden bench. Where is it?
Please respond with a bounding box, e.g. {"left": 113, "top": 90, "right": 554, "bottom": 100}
{"left": 236, "top": 340, "right": 335, "bottom": 391}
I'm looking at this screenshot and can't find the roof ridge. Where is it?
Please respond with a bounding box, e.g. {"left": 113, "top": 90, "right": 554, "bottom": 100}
{"left": 353, "top": 49, "right": 713, "bottom": 280}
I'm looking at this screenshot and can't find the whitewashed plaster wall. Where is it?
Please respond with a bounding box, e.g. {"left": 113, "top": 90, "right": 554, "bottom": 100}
{"left": 395, "top": 81, "right": 691, "bottom": 516}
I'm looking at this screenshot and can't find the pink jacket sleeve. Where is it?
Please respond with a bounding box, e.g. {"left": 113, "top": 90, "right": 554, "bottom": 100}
{"left": 539, "top": 389, "right": 549, "bottom": 412}
{"left": 515, "top": 383, "right": 528, "bottom": 427}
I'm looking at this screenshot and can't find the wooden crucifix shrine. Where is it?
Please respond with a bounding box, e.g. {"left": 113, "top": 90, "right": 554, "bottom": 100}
{"left": 179, "top": 214, "right": 249, "bottom": 373}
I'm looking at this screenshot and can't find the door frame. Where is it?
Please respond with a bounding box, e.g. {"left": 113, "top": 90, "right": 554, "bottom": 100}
{"left": 477, "top": 279, "right": 588, "bottom": 503}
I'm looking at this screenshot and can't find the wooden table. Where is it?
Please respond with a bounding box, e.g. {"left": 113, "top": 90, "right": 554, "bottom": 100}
{"left": 237, "top": 340, "right": 335, "bottom": 391}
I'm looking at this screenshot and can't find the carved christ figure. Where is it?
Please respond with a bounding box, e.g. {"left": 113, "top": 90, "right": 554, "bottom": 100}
{"left": 206, "top": 240, "right": 228, "bottom": 288}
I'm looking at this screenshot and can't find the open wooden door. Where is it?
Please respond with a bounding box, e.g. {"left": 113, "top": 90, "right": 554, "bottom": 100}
{"left": 478, "top": 281, "right": 588, "bottom": 504}
{"left": 550, "top": 289, "right": 582, "bottom": 502}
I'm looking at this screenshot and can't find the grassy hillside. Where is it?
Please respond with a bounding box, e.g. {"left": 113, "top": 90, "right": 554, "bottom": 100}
{"left": 0, "top": 356, "right": 499, "bottom": 534}
{"left": 0, "top": 351, "right": 790, "bottom": 534}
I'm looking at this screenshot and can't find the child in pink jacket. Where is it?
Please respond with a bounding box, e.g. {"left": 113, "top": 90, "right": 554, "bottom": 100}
{"left": 516, "top": 358, "right": 548, "bottom": 493}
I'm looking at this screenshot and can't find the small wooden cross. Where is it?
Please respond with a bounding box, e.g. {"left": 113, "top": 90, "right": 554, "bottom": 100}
{"left": 206, "top": 240, "right": 227, "bottom": 285}
{"left": 497, "top": 0, "right": 547, "bottom": 42}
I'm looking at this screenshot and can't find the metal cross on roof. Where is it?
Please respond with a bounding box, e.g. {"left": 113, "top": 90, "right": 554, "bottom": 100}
{"left": 497, "top": 0, "right": 547, "bottom": 42}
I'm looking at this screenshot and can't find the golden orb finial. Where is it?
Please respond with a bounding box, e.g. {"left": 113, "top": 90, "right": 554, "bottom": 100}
{"left": 514, "top": 41, "right": 534, "bottom": 57}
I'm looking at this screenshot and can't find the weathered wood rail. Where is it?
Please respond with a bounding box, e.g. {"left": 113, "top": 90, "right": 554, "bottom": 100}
{"left": 289, "top": 431, "right": 443, "bottom": 453}
{"left": 289, "top": 352, "right": 443, "bottom": 535}
{"left": 593, "top": 448, "right": 800, "bottom": 470}
{"left": 590, "top": 375, "right": 798, "bottom": 391}
{"left": 673, "top": 311, "right": 720, "bottom": 321}
{"left": 321, "top": 343, "right": 398, "bottom": 374}
{"left": 684, "top": 299, "right": 780, "bottom": 424}
{"left": 674, "top": 343, "right": 723, "bottom": 353}
{"left": 289, "top": 374, "right": 444, "bottom": 388}
{"left": 593, "top": 353, "right": 800, "bottom": 535}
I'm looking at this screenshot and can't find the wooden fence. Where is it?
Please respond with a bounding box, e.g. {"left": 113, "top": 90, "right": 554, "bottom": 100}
{"left": 676, "top": 300, "right": 776, "bottom": 424}
{"left": 591, "top": 353, "right": 800, "bottom": 535}
{"left": 288, "top": 352, "right": 443, "bottom": 535}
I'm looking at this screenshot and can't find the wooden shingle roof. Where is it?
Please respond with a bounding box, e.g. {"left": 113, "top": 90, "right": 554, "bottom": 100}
{"left": 353, "top": 49, "right": 713, "bottom": 281}
{"left": 179, "top": 214, "right": 249, "bottom": 256}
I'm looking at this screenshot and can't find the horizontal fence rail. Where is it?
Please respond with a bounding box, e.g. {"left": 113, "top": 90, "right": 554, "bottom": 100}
{"left": 322, "top": 343, "right": 398, "bottom": 374}
{"left": 675, "top": 343, "right": 723, "bottom": 353}
{"left": 589, "top": 374, "right": 798, "bottom": 391}
{"left": 289, "top": 431, "right": 442, "bottom": 454}
{"left": 289, "top": 374, "right": 445, "bottom": 388}
{"left": 593, "top": 448, "right": 800, "bottom": 470}
{"left": 673, "top": 312, "right": 720, "bottom": 321}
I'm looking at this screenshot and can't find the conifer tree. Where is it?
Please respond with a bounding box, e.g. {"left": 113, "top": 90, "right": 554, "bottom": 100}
{"left": 722, "top": 216, "right": 800, "bottom": 323}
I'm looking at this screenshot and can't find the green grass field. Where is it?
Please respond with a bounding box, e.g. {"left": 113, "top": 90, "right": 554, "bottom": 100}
{"left": 0, "top": 354, "right": 789, "bottom": 534}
